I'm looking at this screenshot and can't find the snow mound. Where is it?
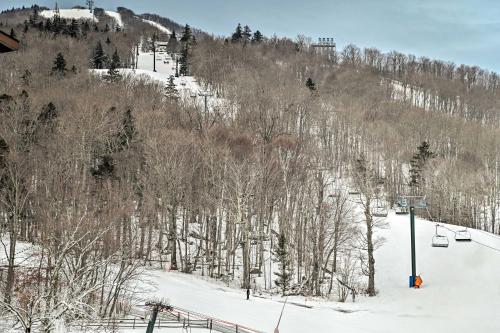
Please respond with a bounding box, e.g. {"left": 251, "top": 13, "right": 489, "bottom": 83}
{"left": 40, "top": 8, "right": 97, "bottom": 21}
{"left": 142, "top": 19, "right": 171, "bottom": 34}
{"left": 105, "top": 11, "right": 123, "bottom": 28}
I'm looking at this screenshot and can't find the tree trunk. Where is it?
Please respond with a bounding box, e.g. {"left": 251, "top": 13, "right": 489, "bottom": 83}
{"left": 365, "top": 198, "right": 376, "bottom": 296}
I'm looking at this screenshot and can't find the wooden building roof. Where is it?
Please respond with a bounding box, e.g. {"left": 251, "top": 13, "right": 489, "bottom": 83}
{"left": 0, "top": 30, "right": 20, "bottom": 53}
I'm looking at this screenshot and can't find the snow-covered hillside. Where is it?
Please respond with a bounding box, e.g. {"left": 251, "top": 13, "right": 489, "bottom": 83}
{"left": 105, "top": 10, "right": 123, "bottom": 28}
{"left": 93, "top": 48, "right": 225, "bottom": 113}
{"left": 139, "top": 213, "right": 500, "bottom": 333}
{"left": 40, "top": 8, "right": 97, "bottom": 21}
{"left": 39, "top": 8, "right": 124, "bottom": 29}
{"left": 142, "top": 19, "right": 171, "bottom": 34}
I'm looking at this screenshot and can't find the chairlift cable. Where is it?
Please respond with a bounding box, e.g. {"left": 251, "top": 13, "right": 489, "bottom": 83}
{"left": 425, "top": 207, "right": 500, "bottom": 252}
{"left": 440, "top": 225, "right": 500, "bottom": 253}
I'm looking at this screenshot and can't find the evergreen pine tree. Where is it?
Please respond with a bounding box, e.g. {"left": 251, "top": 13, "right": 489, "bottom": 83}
{"left": 90, "top": 40, "right": 108, "bottom": 69}
{"left": 167, "top": 30, "right": 179, "bottom": 55}
{"left": 252, "top": 30, "right": 263, "bottom": 43}
{"left": 117, "top": 108, "right": 135, "bottom": 149}
{"left": 179, "top": 45, "right": 189, "bottom": 76}
{"left": 231, "top": 23, "right": 242, "bottom": 42}
{"left": 273, "top": 233, "right": 293, "bottom": 296}
{"left": 68, "top": 18, "right": 79, "bottom": 38}
{"left": 91, "top": 154, "right": 114, "bottom": 179}
{"left": 37, "top": 102, "right": 57, "bottom": 123}
{"left": 21, "top": 70, "right": 32, "bottom": 86}
{"left": 9, "top": 28, "right": 16, "bottom": 39}
{"left": 107, "top": 49, "right": 122, "bottom": 81}
{"left": 51, "top": 53, "right": 67, "bottom": 75}
{"left": 180, "top": 24, "right": 192, "bottom": 44}
{"left": 105, "top": 36, "right": 111, "bottom": 45}
{"left": 306, "top": 78, "right": 316, "bottom": 92}
{"left": 29, "top": 5, "right": 39, "bottom": 25}
{"left": 409, "top": 141, "right": 436, "bottom": 190}
{"left": 242, "top": 25, "right": 252, "bottom": 43}
{"left": 82, "top": 21, "right": 90, "bottom": 36}
{"left": 23, "top": 21, "right": 29, "bottom": 33}
{"left": 164, "top": 75, "right": 179, "bottom": 101}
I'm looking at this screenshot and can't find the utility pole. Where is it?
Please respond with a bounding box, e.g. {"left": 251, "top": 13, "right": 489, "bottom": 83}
{"left": 199, "top": 90, "right": 213, "bottom": 116}
{"left": 175, "top": 54, "right": 179, "bottom": 77}
{"left": 152, "top": 33, "right": 158, "bottom": 72}
{"left": 135, "top": 43, "right": 139, "bottom": 69}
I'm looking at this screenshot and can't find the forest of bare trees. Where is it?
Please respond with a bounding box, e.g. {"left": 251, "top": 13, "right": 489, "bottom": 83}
{"left": 0, "top": 5, "right": 499, "bottom": 330}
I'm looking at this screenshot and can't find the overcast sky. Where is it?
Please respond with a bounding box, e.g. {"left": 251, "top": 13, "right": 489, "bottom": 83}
{"left": 2, "top": 0, "right": 500, "bottom": 72}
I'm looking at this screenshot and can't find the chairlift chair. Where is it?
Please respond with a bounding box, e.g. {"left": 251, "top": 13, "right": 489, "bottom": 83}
{"left": 395, "top": 204, "right": 409, "bottom": 215}
{"left": 455, "top": 228, "right": 472, "bottom": 242}
{"left": 432, "top": 235, "right": 449, "bottom": 247}
{"left": 372, "top": 196, "right": 388, "bottom": 217}
{"left": 432, "top": 224, "right": 449, "bottom": 248}
{"left": 372, "top": 205, "right": 389, "bottom": 218}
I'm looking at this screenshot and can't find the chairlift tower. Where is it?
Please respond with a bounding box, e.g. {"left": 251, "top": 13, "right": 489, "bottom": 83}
{"left": 397, "top": 195, "right": 427, "bottom": 288}
{"left": 54, "top": 2, "right": 60, "bottom": 19}
{"left": 199, "top": 90, "right": 213, "bottom": 115}
{"left": 86, "top": 0, "right": 94, "bottom": 14}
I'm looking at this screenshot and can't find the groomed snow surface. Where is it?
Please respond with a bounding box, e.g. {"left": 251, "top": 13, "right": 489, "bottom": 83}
{"left": 105, "top": 10, "right": 123, "bottom": 28}
{"left": 40, "top": 8, "right": 98, "bottom": 21}
{"left": 39, "top": 8, "right": 124, "bottom": 28}
{"left": 138, "top": 214, "right": 500, "bottom": 333}
{"left": 142, "top": 19, "right": 171, "bottom": 34}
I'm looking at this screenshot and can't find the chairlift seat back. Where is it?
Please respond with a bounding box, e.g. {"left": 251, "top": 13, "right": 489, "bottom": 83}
{"left": 455, "top": 230, "right": 472, "bottom": 242}
{"left": 432, "top": 235, "right": 449, "bottom": 248}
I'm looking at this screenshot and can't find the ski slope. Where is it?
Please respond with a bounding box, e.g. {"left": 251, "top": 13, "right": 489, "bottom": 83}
{"left": 39, "top": 8, "right": 123, "bottom": 29}
{"left": 140, "top": 213, "right": 500, "bottom": 333}
{"left": 92, "top": 49, "right": 226, "bottom": 113}
{"left": 40, "top": 8, "right": 97, "bottom": 21}
{"left": 142, "top": 19, "right": 171, "bottom": 34}
{"left": 105, "top": 10, "right": 123, "bottom": 28}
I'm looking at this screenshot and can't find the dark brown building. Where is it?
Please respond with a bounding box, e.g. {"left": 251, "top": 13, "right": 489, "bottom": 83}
{"left": 0, "top": 30, "right": 20, "bottom": 53}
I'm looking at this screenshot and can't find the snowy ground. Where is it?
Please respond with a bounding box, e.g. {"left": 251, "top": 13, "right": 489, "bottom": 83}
{"left": 39, "top": 8, "right": 123, "bottom": 29}
{"left": 139, "top": 213, "right": 500, "bottom": 333}
{"left": 40, "top": 8, "right": 98, "bottom": 22}
{"left": 142, "top": 19, "right": 171, "bottom": 34}
{"left": 93, "top": 49, "right": 226, "bottom": 113}
{"left": 105, "top": 10, "right": 123, "bottom": 28}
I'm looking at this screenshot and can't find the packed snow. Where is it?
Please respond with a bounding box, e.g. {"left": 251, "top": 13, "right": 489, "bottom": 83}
{"left": 105, "top": 10, "right": 123, "bottom": 28}
{"left": 136, "top": 213, "right": 500, "bottom": 333}
{"left": 39, "top": 8, "right": 124, "bottom": 28}
{"left": 142, "top": 19, "right": 171, "bottom": 35}
{"left": 40, "top": 8, "right": 97, "bottom": 22}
